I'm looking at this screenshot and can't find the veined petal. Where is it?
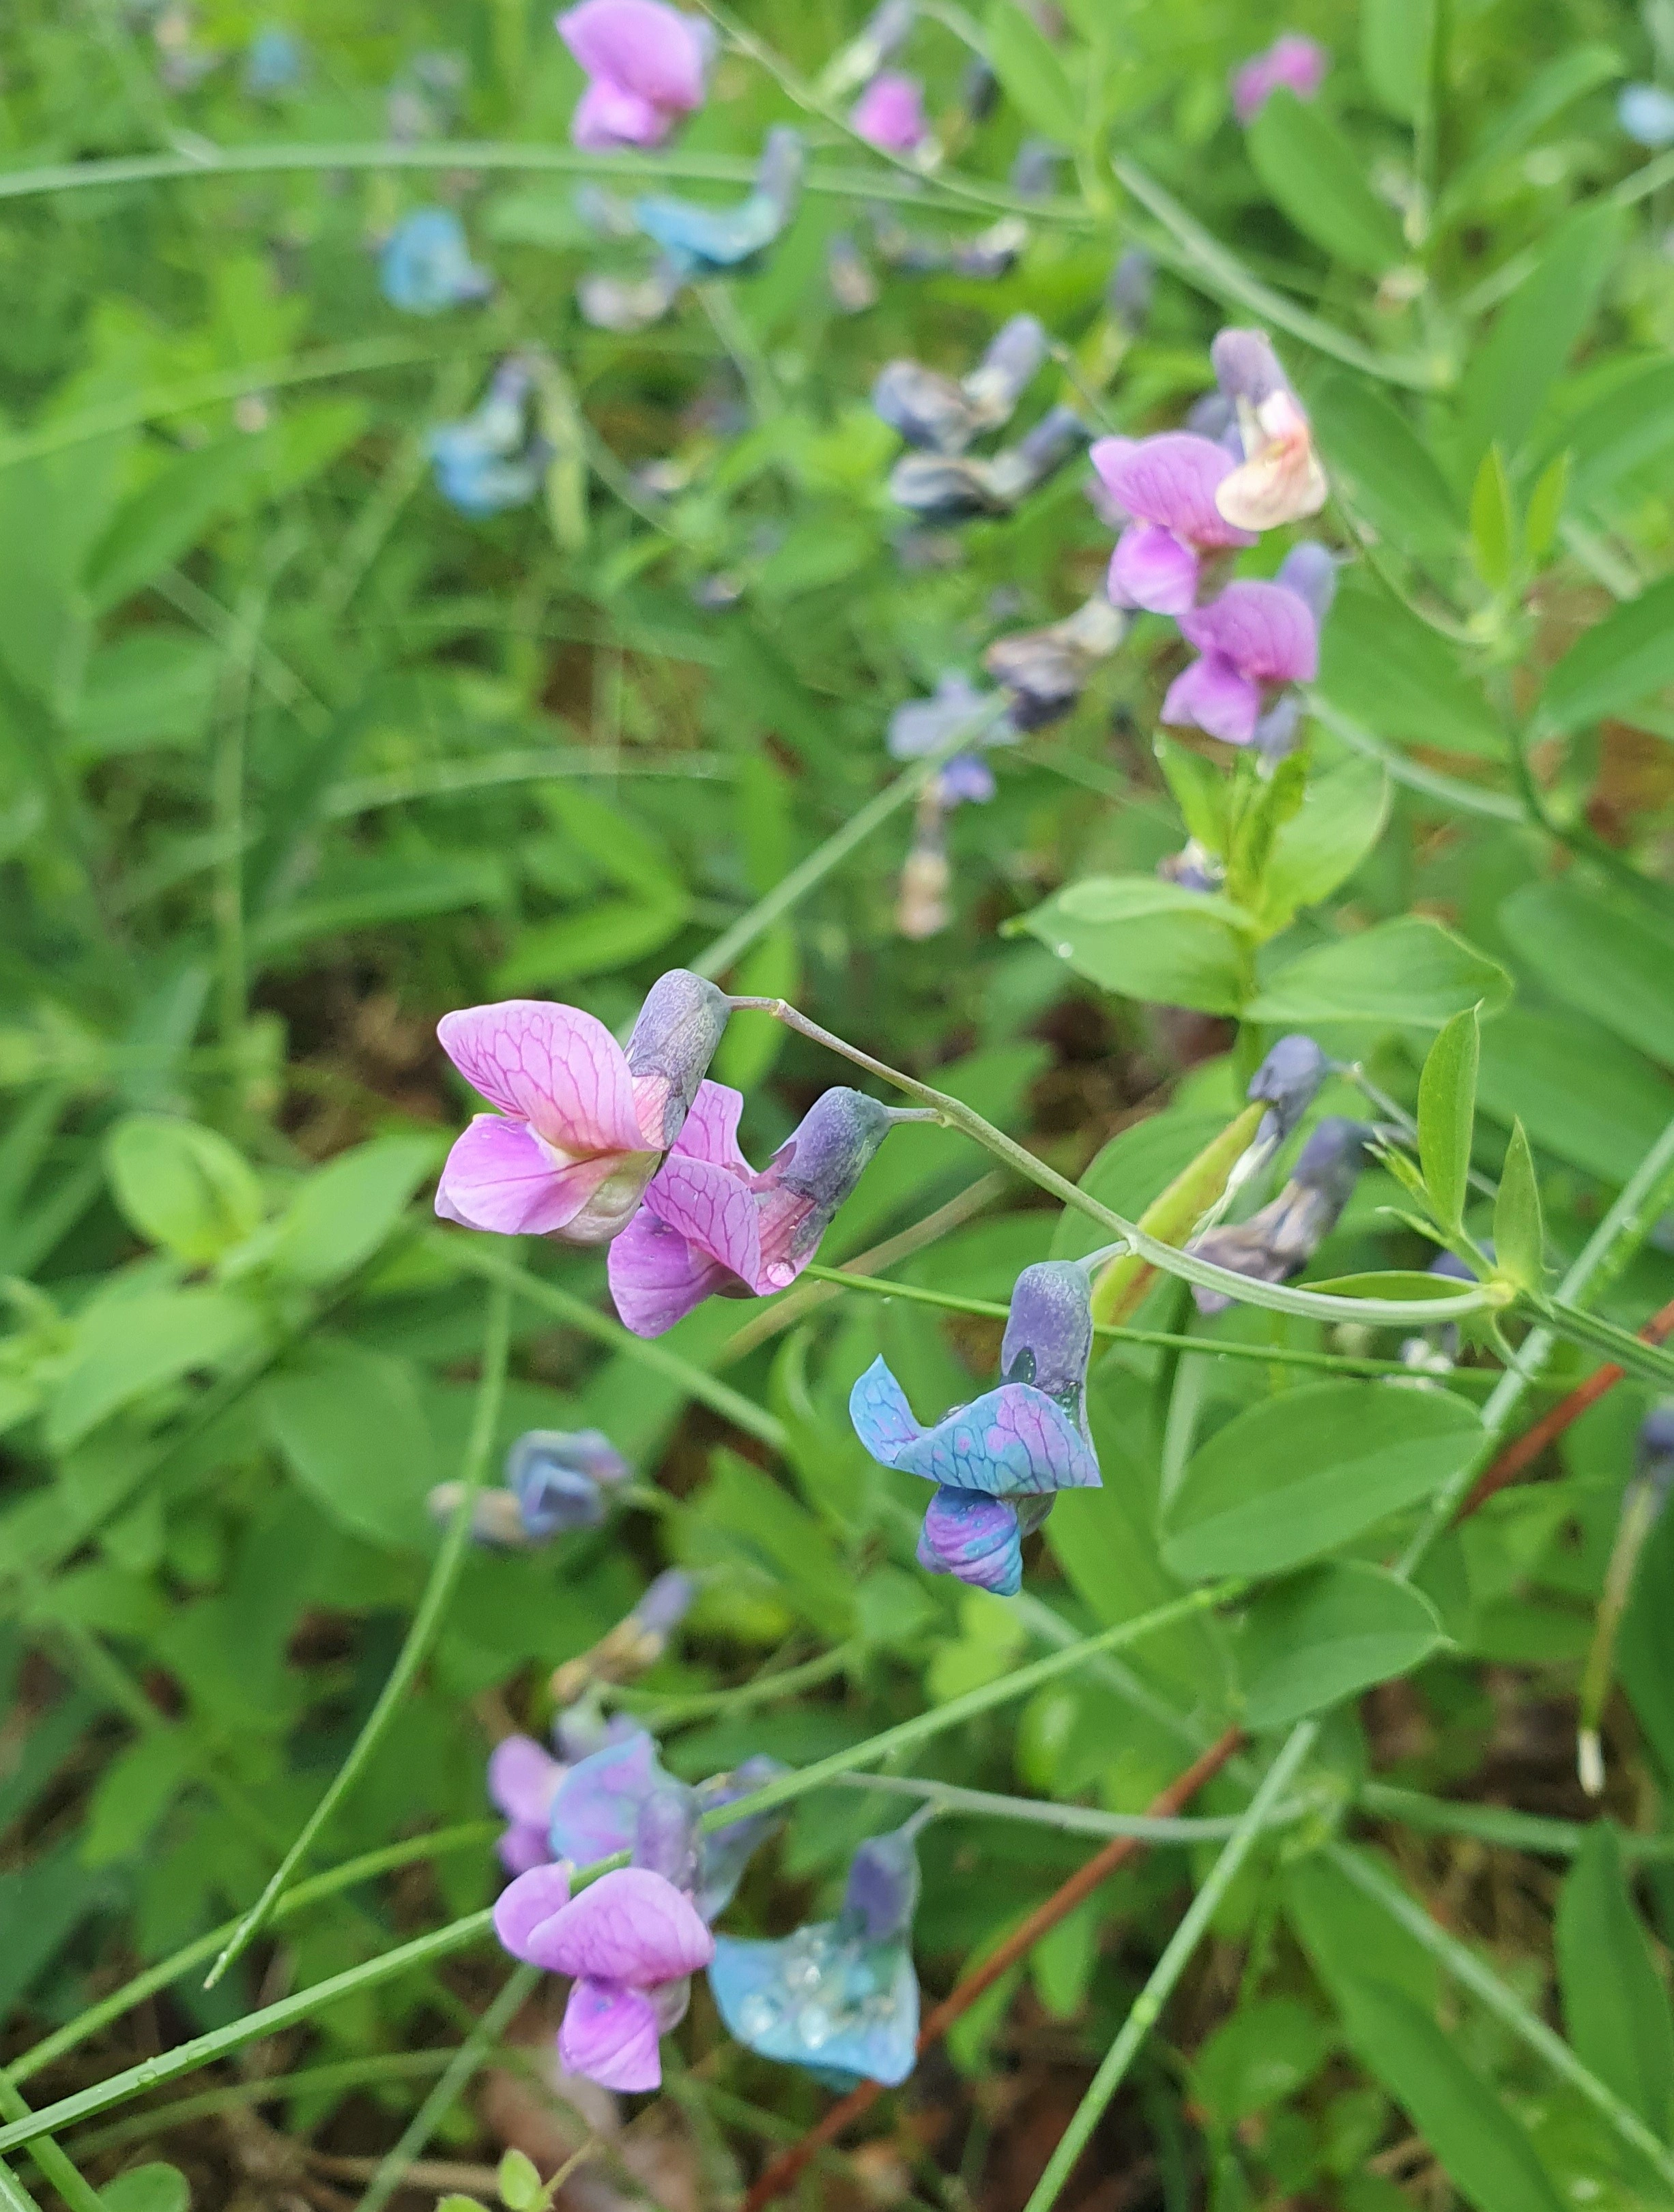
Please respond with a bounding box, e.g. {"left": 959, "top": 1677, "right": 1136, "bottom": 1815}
{"left": 493, "top": 1862, "right": 573, "bottom": 1962}
{"left": 437, "top": 1001, "right": 644, "bottom": 1156}
{"left": 1179, "top": 580, "right": 1318, "bottom": 685}
{"left": 558, "top": 1978, "right": 664, "bottom": 2091}
{"left": 536, "top": 1866, "right": 715, "bottom": 1984}
{"left": 852, "top": 1370, "right": 1101, "bottom": 1495}
{"left": 1161, "top": 652, "right": 1262, "bottom": 748}
{"left": 435, "top": 1116, "right": 577, "bottom": 1237}
{"left": 663, "top": 1079, "right": 750, "bottom": 1169}
{"left": 607, "top": 1210, "right": 734, "bottom": 1337}
{"left": 557, "top": 0, "right": 707, "bottom": 112}
{"left": 1108, "top": 523, "right": 1200, "bottom": 615}
{"left": 917, "top": 1488, "right": 1023, "bottom": 1595}
{"left": 848, "top": 1357, "right": 929, "bottom": 1465}
{"left": 1088, "top": 432, "right": 1256, "bottom": 549}
{"left": 640, "top": 1151, "right": 762, "bottom": 1281}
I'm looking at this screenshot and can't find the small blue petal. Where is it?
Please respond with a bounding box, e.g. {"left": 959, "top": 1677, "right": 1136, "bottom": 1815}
{"left": 709, "top": 1927, "right": 919, "bottom": 2086}
{"left": 848, "top": 1359, "right": 1100, "bottom": 1496}
{"left": 916, "top": 1487, "right": 1022, "bottom": 1595}
{"left": 381, "top": 209, "right": 493, "bottom": 315}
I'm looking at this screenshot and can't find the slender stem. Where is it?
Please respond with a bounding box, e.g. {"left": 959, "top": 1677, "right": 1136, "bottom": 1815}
{"left": 1325, "top": 1841, "right": 1674, "bottom": 2190}
{"left": 1020, "top": 1726, "right": 1320, "bottom": 2212}
{"left": 1308, "top": 695, "right": 1523, "bottom": 823}
{"left": 616, "top": 1642, "right": 858, "bottom": 1728}
{"left": 839, "top": 1771, "right": 1303, "bottom": 1843}
{"left": 205, "top": 1282, "right": 511, "bottom": 1986}
{"left": 0, "top": 2160, "right": 40, "bottom": 2212}
{"left": 322, "top": 748, "right": 737, "bottom": 820}
{"left": 0, "top": 2077, "right": 101, "bottom": 2212}
{"left": 358, "top": 1965, "right": 538, "bottom": 2212}
{"left": 64, "top": 2051, "right": 464, "bottom": 2157}
{"left": 1576, "top": 1477, "right": 1661, "bottom": 1796}
{"left": 732, "top": 999, "right": 1502, "bottom": 1327}
{"left": 1359, "top": 1781, "right": 1674, "bottom": 1860}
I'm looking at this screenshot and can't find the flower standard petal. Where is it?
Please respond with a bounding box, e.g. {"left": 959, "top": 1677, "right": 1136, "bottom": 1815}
{"left": 558, "top": 1978, "right": 665, "bottom": 2091}
{"left": 557, "top": 0, "right": 708, "bottom": 115}
{"left": 1088, "top": 432, "right": 1256, "bottom": 549}
{"left": 537, "top": 1867, "right": 715, "bottom": 1985}
{"left": 852, "top": 70, "right": 927, "bottom": 152}
{"left": 850, "top": 1363, "right": 1101, "bottom": 1494}
{"left": 1179, "top": 580, "right": 1318, "bottom": 686}
{"left": 437, "top": 1000, "right": 645, "bottom": 1157}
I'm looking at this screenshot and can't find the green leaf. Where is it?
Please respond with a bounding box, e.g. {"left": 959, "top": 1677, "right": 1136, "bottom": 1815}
{"left": 1019, "top": 876, "right": 1252, "bottom": 1017}
{"left": 1492, "top": 1118, "right": 1544, "bottom": 1292}
{"left": 1247, "top": 89, "right": 1406, "bottom": 272}
{"left": 1051, "top": 1110, "right": 1229, "bottom": 1262}
{"left": 1556, "top": 1822, "right": 1674, "bottom": 2137}
{"left": 1246, "top": 916, "right": 1509, "bottom": 1030}
{"left": 1543, "top": 359, "right": 1674, "bottom": 506}
{"left": 1523, "top": 450, "right": 1569, "bottom": 561}
{"left": 261, "top": 1338, "right": 437, "bottom": 1549}
{"left": 1474, "top": 1006, "right": 1671, "bottom": 1184}
{"left": 1499, "top": 877, "right": 1674, "bottom": 1067}
{"left": 1164, "top": 1382, "right": 1482, "bottom": 1582}
{"left": 81, "top": 1732, "right": 193, "bottom": 1868}
{"left": 1416, "top": 1004, "right": 1480, "bottom": 1232}
{"left": 47, "top": 1289, "right": 262, "bottom": 1453}
{"left": 1468, "top": 446, "right": 1516, "bottom": 591}
{"left": 983, "top": 0, "right": 1081, "bottom": 144}
{"left": 1331, "top": 1979, "right": 1565, "bottom": 2212}
{"left": 1533, "top": 572, "right": 1674, "bottom": 737}
{"left": 1286, "top": 1846, "right": 1439, "bottom": 2012}
{"left": 1237, "top": 1563, "right": 1445, "bottom": 1730}
{"left": 1308, "top": 375, "right": 1462, "bottom": 559}
{"left": 437, "top": 2200, "right": 489, "bottom": 2212}
{"left": 266, "top": 1135, "right": 440, "bottom": 1289}
{"left": 1458, "top": 201, "right": 1626, "bottom": 471}
{"left": 100, "top": 2165, "right": 189, "bottom": 2212}
{"left": 1443, "top": 45, "right": 1623, "bottom": 214}
{"left": 1315, "top": 574, "right": 1499, "bottom": 757}
{"left": 497, "top": 2150, "right": 544, "bottom": 2212}
{"left": 1258, "top": 755, "right": 1391, "bottom": 930}
{"left": 493, "top": 886, "right": 689, "bottom": 990}
{"left": 1360, "top": 0, "right": 1430, "bottom": 121}
{"left": 1194, "top": 1996, "right": 1336, "bottom": 2123}
{"left": 71, "top": 632, "right": 219, "bottom": 759}
{"left": 104, "top": 1115, "right": 263, "bottom": 1266}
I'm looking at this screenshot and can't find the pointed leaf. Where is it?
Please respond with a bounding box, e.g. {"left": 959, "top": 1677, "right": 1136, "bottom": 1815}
{"left": 1417, "top": 1004, "right": 1480, "bottom": 1232}
{"left": 1492, "top": 1118, "right": 1545, "bottom": 1291}
{"left": 1556, "top": 1822, "right": 1674, "bottom": 2136}
{"left": 1247, "top": 89, "right": 1406, "bottom": 272}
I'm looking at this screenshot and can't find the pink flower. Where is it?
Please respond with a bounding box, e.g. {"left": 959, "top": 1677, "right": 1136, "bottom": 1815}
{"left": 1209, "top": 328, "right": 1328, "bottom": 530}
{"left": 607, "top": 1082, "right": 902, "bottom": 1337}
{"left": 489, "top": 1736, "right": 565, "bottom": 1874}
{"left": 1230, "top": 33, "right": 1328, "bottom": 126}
{"left": 494, "top": 1864, "right": 715, "bottom": 2093}
{"left": 1090, "top": 433, "right": 1258, "bottom": 616}
{"left": 851, "top": 71, "right": 928, "bottom": 154}
{"left": 1161, "top": 579, "right": 1318, "bottom": 748}
{"left": 435, "top": 971, "right": 730, "bottom": 1246}
{"left": 557, "top": 0, "right": 709, "bottom": 150}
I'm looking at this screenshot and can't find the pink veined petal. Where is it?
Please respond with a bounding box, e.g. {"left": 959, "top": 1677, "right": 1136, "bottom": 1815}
{"left": 498, "top": 1822, "right": 555, "bottom": 1876}
{"left": 1179, "top": 579, "right": 1318, "bottom": 685}
{"left": 555, "top": 1148, "right": 663, "bottom": 1245}
{"left": 1161, "top": 652, "right": 1262, "bottom": 748}
{"left": 852, "top": 71, "right": 927, "bottom": 152}
{"left": 1088, "top": 433, "right": 1255, "bottom": 550}
{"left": 493, "top": 1863, "right": 573, "bottom": 1962}
{"left": 437, "top": 1001, "right": 644, "bottom": 1156}
{"left": 1107, "top": 522, "right": 1200, "bottom": 615}
{"left": 607, "top": 1208, "right": 735, "bottom": 1337}
{"left": 534, "top": 1867, "right": 715, "bottom": 1985}
{"left": 639, "top": 1151, "right": 762, "bottom": 1282}
{"left": 752, "top": 1182, "right": 820, "bottom": 1293}
{"left": 558, "top": 0, "right": 706, "bottom": 113}
{"left": 663, "top": 1080, "right": 750, "bottom": 1170}
{"left": 559, "top": 1979, "right": 664, "bottom": 2092}
{"left": 435, "top": 1116, "right": 575, "bottom": 1237}
{"left": 571, "top": 76, "right": 668, "bottom": 147}
{"left": 489, "top": 1736, "right": 564, "bottom": 1827}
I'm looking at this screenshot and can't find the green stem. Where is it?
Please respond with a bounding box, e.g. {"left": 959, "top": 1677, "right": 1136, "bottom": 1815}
{"left": 204, "top": 1282, "right": 511, "bottom": 1988}
{"left": 1020, "top": 1726, "right": 1321, "bottom": 2212}
{"left": 840, "top": 1772, "right": 1303, "bottom": 1843}
{"left": 1576, "top": 1476, "right": 1662, "bottom": 1796}
{"left": 616, "top": 1642, "right": 858, "bottom": 1728}
{"left": 0, "top": 2160, "right": 40, "bottom": 2212}
{"left": 1358, "top": 1781, "right": 1674, "bottom": 1860}
{"left": 322, "top": 748, "right": 736, "bottom": 820}
{"left": 1325, "top": 1841, "right": 1674, "bottom": 2191}
{"left": 358, "top": 1966, "right": 538, "bottom": 2212}
{"left": 65, "top": 2051, "right": 463, "bottom": 2158}
{"left": 0, "top": 2077, "right": 101, "bottom": 2212}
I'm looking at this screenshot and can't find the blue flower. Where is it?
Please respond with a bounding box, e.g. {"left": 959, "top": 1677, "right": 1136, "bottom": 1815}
{"left": 428, "top": 361, "right": 549, "bottom": 517}
{"left": 708, "top": 1822, "right": 923, "bottom": 2089}
{"left": 380, "top": 209, "right": 493, "bottom": 315}
{"left": 633, "top": 126, "right": 803, "bottom": 278}
{"left": 429, "top": 1421, "right": 629, "bottom": 1545}
{"left": 693, "top": 1755, "right": 791, "bottom": 1919}
{"left": 1621, "top": 83, "right": 1674, "bottom": 148}
{"left": 850, "top": 1260, "right": 1101, "bottom": 1597}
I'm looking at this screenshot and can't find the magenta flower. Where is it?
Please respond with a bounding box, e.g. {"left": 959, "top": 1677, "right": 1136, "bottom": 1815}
{"left": 1162, "top": 578, "right": 1318, "bottom": 748}
{"left": 1090, "top": 433, "right": 1257, "bottom": 616}
{"left": 852, "top": 71, "right": 928, "bottom": 154}
{"left": 1231, "top": 33, "right": 1328, "bottom": 126}
{"left": 489, "top": 1735, "right": 566, "bottom": 1875}
{"left": 557, "top": 0, "right": 709, "bottom": 150}
{"left": 494, "top": 1863, "right": 715, "bottom": 2092}
{"left": 434, "top": 970, "right": 729, "bottom": 1247}
{"left": 607, "top": 1082, "right": 904, "bottom": 1337}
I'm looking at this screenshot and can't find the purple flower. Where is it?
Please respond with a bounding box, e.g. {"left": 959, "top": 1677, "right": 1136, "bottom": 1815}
{"left": 874, "top": 316, "right": 1048, "bottom": 456}
{"left": 1090, "top": 433, "right": 1258, "bottom": 616}
{"left": 490, "top": 1736, "right": 568, "bottom": 1874}
{"left": 558, "top": 0, "right": 709, "bottom": 149}
{"left": 850, "top": 1261, "right": 1101, "bottom": 1597}
{"left": 1157, "top": 838, "right": 1224, "bottom": 894}
{"left": 434, "top": 970, "right": 729, "bottom": 1245}
{"left": 1247, "top": 1034, "right": 1328, "bottom": 1145}
{"left": 1162, "top": 579, "right": 1318, "bottom": 749}
{"left": 494, "top": 1863, "right": 714, "bottom": 2092}
{"left": 1231, "top": 33, "right": 1328, "bottom": 125}
{"left": 607, "top": 1083, "right": 905, "bottom": 1337}
{"left": 1209, "top": 329, "right": 1329, "bottom": 531}
{"left": 852, "top": 70, "right": 928, "bottom": 152}
{"left": 983, "top": 593, "right": 1128, "bottom": 731}
{"left": 889, "top": 406, "right": 1088, "bottom": 524}
{"left": 1190, "top": 1117, "right": 1372, "bottom": 1313}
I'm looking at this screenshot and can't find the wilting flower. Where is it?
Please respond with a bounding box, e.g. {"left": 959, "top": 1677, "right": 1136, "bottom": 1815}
{"left": 1621, "top": 83, "right": 1674, "bottom": 147}
{"left": 607, "top": 1083, "right": 908, "bottom": 1336}
{"left": 387, "top": 50, "right": 468, "bottom": 142}
{"left": 1210, "top": 328, "right": 1329, "bottom": 530}
{"left": 851, "top": 1262, "right": 1101, "bottom": 1597}
{"left": 983, "top": 594, "right": 1129, "bottom": 731}
{"left": 434, "top": 971, "right": 730, "bottom": 1245}
{"left": 1108, "top": 246, "right": 1155, "bottom": 337}
{"left": 558, "top": 0, "right": 709, "bottom": 149}
{"left": 430, "top": 1427, "right": 633, "bottom": 1549}
{"left": 495, "top": 1861, "right": 714, "bottom": 2091}
{"left": 244, "top": 25, "right": 304, "bottom": 94}
{"left": 710, "top": 1820, "right": 923, "bottom": 2089}
{"left": 379, "top": 209, "right": 493, "bottom": 315}
{"left": 874, "top": 315, "right": 1048, "bottom": 454}
{"left": 551, "top": 1570, "right": 699, "bottom": 1705}
{"left": 897, "top": 791, "right": 953, "bottom": 940}
{"left": 428, "top": 359, "right": 549, "bottom": 517}
{"left": 820, "top": 0, "right": 915, "bottom": 98}
{"left": 1231, "top": 33, "right": 1328, "bottom": 125}
{"left": 1247, "top": 1034, "right": 1329, "bottom": 1146}
{"left": 889, "top": 405, "right": 1088, "bottom": 523}
{"left": 1161, "top": 576, "right": 1319, "bottom": 750}
{"left": 852, "top": 70, "right": 928, "bottom": 153}
{"left": 1091, "top": 432, "right": 1257, "bottom": 616}
{"left": 577, "top": 261, "right": 684, "bottom": 333}
{"left": 1190, "top": 1116, "right": 1372, "bottom": 1313}
{"left": 635, "top": 126, "right": 803, "bottom": 278}
{"left": 870, "top": 212, "right": 1026, "bottom": 280}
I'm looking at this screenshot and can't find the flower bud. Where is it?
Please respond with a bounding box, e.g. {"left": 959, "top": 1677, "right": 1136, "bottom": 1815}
{"left": 1108, "top": 246, "right": 1155, "bottom": 336}
{"left": 1247, "top": 1034, "right": 1328, "bottom": 1144}
{"left": 626, "top": 970, "right": 732, "bottom": 1146}
{"left": 760, "top": 1089, "right": 898, "bottom": 1257}
{"left": 507, "top": 1427, "right": 631, "bottom": 1537}
{"left": 1000, "top": 1260, "right": 1095, "bottom": 1418}
{"left": 873, "top": 360, "right": 977, "bottom": 454}
{"left": 841, "top": 1822, "right": 921, "bottom": 1945}
{"left": 1275, "top": 540, "right": 1338, "bottom": 627}
{"left": 962, "top": 315, "right": 1048, "bottom": 432}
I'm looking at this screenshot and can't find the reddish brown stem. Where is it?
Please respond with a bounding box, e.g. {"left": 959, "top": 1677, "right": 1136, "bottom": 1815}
{"left": 1455, "top": 1292, "right": 1674, "bottom": 1523}
{"left": 740, "top": 1727, "right": 1243, "bottom": 2212}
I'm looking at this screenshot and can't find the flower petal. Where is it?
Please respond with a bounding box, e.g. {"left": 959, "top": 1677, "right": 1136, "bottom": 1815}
{"left": 571, "top": 76, "right": 667, "bottom": 148}
{"left": 1108, "top": 523, "right": 1199, "bottom": 615}
{"left": 548, "top": 1734, "right": 661, "bottom": 1866}
{"left": 493, "top": 1863, "right": 573, "bottom": 1962}
{"left": 559, "top": 1978, "right": 664, "bottom": 2092}
{"left": 1088, "top": 432, "right": 1255, "bottom": 549}
{"left": 917, "top": 1489, "right": 1024, "bottom": 1594}
{"left": 1179, "top": 580, "right": 1318, "bottom": 685}
{"left": 663, "top": 1079, "right": 750, "bottom": 1169}
{"left": 708, "top": 1929, "right": 919, "bottom": 2087}
{"left": 1161, "top": 652, "right": 1262, "bottom": 748}
{"left": 641, "top": 1151, "right": 762, "bottom": 1279}
{"left": 489, "top": 1735, "right": 564, "bottom": 1828}
{"left": 607, "top": 1207, "right": 736, "bottom": 1337}
{"left": 437, "top": 1001, "right": 644, "bottom": 1156}
{"left": 852, "top": 1371, "right": 1101, "bottom": 1494}
{"left": 852, "top": 70, "right": 927, "bottom": 153}
{"left": 848, "top": 1357, "right": 929, "bottom": 1466}
{"left": 434, "top": 1116, "right": 578, "bottom": 1237}
{"left": 537, "top": 1867, "right": 715, "bottom": 1984}
{"left": 498, "top": 1821, "right": 557, "bottom": 1876}
{"left": 558, "top": 0, "right": 707, "bottom": 113}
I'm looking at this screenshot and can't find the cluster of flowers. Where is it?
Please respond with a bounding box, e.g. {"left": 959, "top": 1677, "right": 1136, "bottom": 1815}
{"left": 488, "top": 1702, "right": 927, "bottom": 2092}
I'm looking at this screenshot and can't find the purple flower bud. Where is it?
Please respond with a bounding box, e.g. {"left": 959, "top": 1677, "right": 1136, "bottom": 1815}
{"left": 961, "top": 55, "right": 999, "bottom": 121}
{"left": 1000, "top": 1260, "right": 1095, "bottom": 1421}
{"left": 1639, "top": 1406, "right": 1674, "bottom": 1502}
{"left": 887, "top": 671, "right": 994, "bottom": 759}
{"left": 873, "top": 362, "right": 977, "bottom": 454}
{"left": 851, "top": 70, "right": 928, "bottom": 154}
{"left": 507, "top": 1427, "right": 631, "bottom": 1537}
{"left": 1011, "top": 139, "right": 1065, "bottom": 197}
{"left": 1190, "top": 1117, "right": 1372, "bottom": 1313}
{"left": 1251, "top": 693, "right": 1304, "bottom": 764}
{"left": 841, "top": 1821, "right": 921, "bottom": 1945}
{"left": 1293, "top": 1116, "right": 1373, "bottom": 1201}
{"left": 936, "top": 753, "right": 997, "bottom": 806}
{"left": 962, "top": 315, "right": 1050, "bottom": 429}
{"left": 982, "top": 594, "right": 1127, "bottom": 731}
{"left": 1230, "top": 33, "right": 1328, "bottom": 125}
{"left": 625, "top": 969, "right": 732, "bottom": 1146}
{"left": 1275, "top": 540, "right": 1338, "bottom": 628}
{"left": 632, "top": 1567, "right": 697, "bottom": 1638}
{"left": 1247, "top": 1034, "right": 1328, "bottom": 1144}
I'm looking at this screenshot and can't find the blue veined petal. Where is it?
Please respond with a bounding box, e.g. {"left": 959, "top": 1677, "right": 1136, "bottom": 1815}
{"left": 709, "top": 1925, "right": 919, "bottom": 2087}
{"left": 633, "top": 188, "right": 783, "bottom": 276}
{"left": 848, "top": 1356, "right": 927, "bottom": 1464}
{"left": 916, "top": 1487, "right": 1022, "bottom": 1595}
{"left": 850, "top": 1362, "right": 1100, "bottom": 1496}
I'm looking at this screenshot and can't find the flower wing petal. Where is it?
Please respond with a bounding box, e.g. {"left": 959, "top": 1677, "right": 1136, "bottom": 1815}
{"left": 559, "top": 1978, "right": 664, "bottom": 2091}
{"left": 607, "top": 1206, "right": 736, "bottom": 1337}
{"left": 538, "top": 1867, "right": 715, "bottom": 1984}
{"left": 877, "top": 1384, "right": 1100, "bottom": 1495}
{"left": 493, "top": 1863, "right": 573, "bottom": 1962}
{"left": 848, "top": 1357, "right": 929, "bottom": 1470}
{"left": 435, "top": 1116, "right": 575, "bottom": 1236}
{"left": 489, "top": 1736, "right": 562, "bottom": 1828}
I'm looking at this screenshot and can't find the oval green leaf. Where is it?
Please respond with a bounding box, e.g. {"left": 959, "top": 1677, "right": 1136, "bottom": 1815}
{"left": 1237, "top": 1562, "right": 1445, "bottom": 1730}
{"left": 1247, "top": 89, "right": 1406, "bottom": 272}
{"left": 1245, "top": 916, "right": 1509, "bottom": 1030}
{"left": 1021, "top": 875, "right": 1252, "bottom": 1016}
